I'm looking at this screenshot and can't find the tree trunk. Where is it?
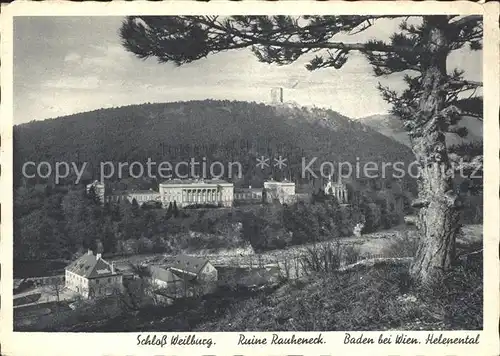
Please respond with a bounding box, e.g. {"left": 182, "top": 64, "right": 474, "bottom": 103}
{"left": 409, "top": 17, "right": 462, "bottom": 285}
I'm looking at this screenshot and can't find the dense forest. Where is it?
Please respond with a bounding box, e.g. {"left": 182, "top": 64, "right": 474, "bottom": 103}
{"left": 14, "top": 100, "right": 416, "bottom": 188}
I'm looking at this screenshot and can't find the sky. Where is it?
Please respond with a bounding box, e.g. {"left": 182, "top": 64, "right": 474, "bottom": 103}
{"left": 13, "top": 16, "right": 482, "bottom": 124}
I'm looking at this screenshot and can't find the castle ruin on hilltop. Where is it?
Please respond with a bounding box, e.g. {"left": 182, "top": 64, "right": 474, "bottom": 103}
{"left": 270, "top": 87, "right": 284, "bottom": 105}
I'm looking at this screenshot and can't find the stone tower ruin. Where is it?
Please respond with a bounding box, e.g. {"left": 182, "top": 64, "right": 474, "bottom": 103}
{"left": 270, "top": 87, "right": 284, "bottom": 104}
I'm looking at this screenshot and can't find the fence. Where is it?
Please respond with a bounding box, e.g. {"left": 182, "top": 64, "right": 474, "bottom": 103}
{"left": 15, "top": 275, "right": 65, "bottom": 289}
{"left": 213, "top": 249, "right": 392, "bottom": 281}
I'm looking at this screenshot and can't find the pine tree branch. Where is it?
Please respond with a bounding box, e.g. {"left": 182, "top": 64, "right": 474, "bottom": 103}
{"left": 448, "top": 15, "right": 483, "bottom": 29}
{"left": 195, "top": 17, "right": 418, "bottom": 53}
{"left": 449, "top": 79, "right": 483, "bottom": 87}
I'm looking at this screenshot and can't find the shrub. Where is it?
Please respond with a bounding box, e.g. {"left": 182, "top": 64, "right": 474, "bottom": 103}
{"left": 461, "top": 196, "right": 483, "bottom": 224}
{"left": 135, "top": 236, "right": 153, "bottom": 253}
{"left": 300, "top": 242, "right": 342, "bottom": 274}
{"left": 382, "top": 230, "right": 420, "bottom": 258}
{"left": 342, "top": 245, "right": 360, "bottom": 265}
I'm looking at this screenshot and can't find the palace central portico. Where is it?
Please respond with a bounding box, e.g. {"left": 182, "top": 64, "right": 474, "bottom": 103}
{"left": 159, "top": 179, "right": 234, "bottom": 208}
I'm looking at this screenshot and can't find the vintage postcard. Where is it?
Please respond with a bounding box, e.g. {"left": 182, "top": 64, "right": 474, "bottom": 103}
{"left": 1, "top": 1, "right": 498, "bottom": 355}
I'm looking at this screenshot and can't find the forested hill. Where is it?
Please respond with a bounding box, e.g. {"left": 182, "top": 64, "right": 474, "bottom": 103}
{"left": 358, "top": 113, "right": 483, "bottom": 148}
{"left": 14, "top": 100, "right": 415, "bottom": 186}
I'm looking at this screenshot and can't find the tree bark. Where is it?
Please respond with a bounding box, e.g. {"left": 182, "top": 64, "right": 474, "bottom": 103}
{"left": 409, "top": 17, "right": 462, "bottom": 285}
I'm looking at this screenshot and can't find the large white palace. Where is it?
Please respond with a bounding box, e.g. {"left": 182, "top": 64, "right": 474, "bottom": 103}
{"left": 158, "top": 179, "right": 234, "bottom": 208}
{"left": 87, "top": 178, "right": 303, "bottom": 208}
{"left": 85, "top": 176, "right": 357, "bottom": 208}
{"left": 85, "top": 175, "right": 358, "bottom": 209}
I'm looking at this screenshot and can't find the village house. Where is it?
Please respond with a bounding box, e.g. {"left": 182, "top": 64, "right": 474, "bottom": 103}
{"left": 170, "top": 255, "right": 218, "bottom": 283}
{"left": 149, "top": 265, "right": 185, "bottom": 300}
{"left": 65, "top": 250, "right": 123, "bottom": 299}
{"left": 149, "top": 255, "right": 218, "bottom": 300}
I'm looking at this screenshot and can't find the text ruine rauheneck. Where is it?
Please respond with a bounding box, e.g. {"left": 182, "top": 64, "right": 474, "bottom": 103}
{"left": 237, "top": 333, "right": 325, "bottom": 345}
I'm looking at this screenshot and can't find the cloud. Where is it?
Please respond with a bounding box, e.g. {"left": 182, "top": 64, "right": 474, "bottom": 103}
{"left": 43, "top": 76, "right": 101, "bottom": 90}
{"left": 64, "top": 52, "right": 81, "bottom": 62}
{"left": 81, "top": 44, "right": 132, "bottom": 70}
{"left": 62, "top": 45, "right": 131, "bottom": 72}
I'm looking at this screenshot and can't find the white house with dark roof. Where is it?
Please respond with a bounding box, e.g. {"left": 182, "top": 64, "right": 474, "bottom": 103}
{"left": 65, "top": 250, "right": 123, "bottom": 299}
{"left": 148, "top": 255, "right": 218, "bottom": 300}
{"left": 149, "top": 265, "right": 185, "bottom": 299}
{"left": 169, "top": 255, "right": 218, "bottom": 283}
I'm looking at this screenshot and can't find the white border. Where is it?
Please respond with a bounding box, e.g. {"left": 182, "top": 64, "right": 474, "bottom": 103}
{"left": 1, "top": 2, "right": 498, "bottom": 355}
